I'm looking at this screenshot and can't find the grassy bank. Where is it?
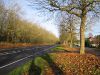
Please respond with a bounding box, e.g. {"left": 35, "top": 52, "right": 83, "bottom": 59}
{"left": 9, "top": 52, "right": 100, "bottom": 75}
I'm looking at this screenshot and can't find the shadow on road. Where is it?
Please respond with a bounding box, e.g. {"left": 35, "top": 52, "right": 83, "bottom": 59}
{"left": 29, "top": 54, "right": 64, "bottom": 75}
{"left": 29, "top": 57, "right": 41, "bottom": 75}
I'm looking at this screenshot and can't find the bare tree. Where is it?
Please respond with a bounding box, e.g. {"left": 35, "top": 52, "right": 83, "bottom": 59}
{"left": 59, "top": 14, "right": 78, "bottom": 48}
{"left": 30, "top": 0, "right": 100, "bottom": 54}
{"left": 0, "top": 0, "right": 58, "bottom": 44}
{"left": 0, "top": 0, "right": 8, "bottom": 41}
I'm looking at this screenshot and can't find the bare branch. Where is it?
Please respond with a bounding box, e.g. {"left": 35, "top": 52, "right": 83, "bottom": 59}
{"left": 48, "top": 0, "right": 81, "bottom": 17}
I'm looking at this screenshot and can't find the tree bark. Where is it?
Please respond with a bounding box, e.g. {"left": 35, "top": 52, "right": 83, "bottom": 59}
{"left": 80, "top": 15, "right": 86, "bottom": 54}
{"left": 70, "top": 33, "right": 73, "bottom": 48}
{"left": 70, "top": 40, "right": 73, "bottom": 48}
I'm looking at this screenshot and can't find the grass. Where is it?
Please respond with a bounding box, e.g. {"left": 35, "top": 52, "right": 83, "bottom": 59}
{"left": 33, "top": 56, "right": 49, "bottom": 74}
{"left": 9, "top": 46, "right": 100, "bottom": 75}
{"left": 51, "top": 45, "right": 80, "bottom": 52}
{"left": 9, "top": 54, "right": 56, "bottom": 75}
{"left": 51, "top": 45, "right": 66, "bottom": 51}
{"left": 8, "top": 61, "right": 32, "bottom": 75}
{"left": 9, "top": 53, "right": 100, "bottom": 75}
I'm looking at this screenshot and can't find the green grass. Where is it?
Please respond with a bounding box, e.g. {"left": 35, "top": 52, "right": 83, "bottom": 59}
{"left": 8, "top": 46, "right": 66, "bottom": 75}
{"left": 9, "top": 46, "right": 100, "bottom": 75}
{"left": 34, "top": 56, "right": 49, "bottom": 74}
{"left": 51, "top": 45, "right": 65, "bottom": 51}
{"left": 9, "top": 54, "right": 54, "bottom": 75}
{"left": 9, "top": 61, "right": 32, "bottom": 75}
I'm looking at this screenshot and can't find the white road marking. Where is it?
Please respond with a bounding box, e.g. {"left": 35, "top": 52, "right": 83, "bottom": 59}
{"left": 0, "top": 47, "right": 28, "bottom": 51}
{"left": 0, "top": 48, "right": 35, "bottom": 56}
{"left": 5, "top": 52, "right": 9, "bottom": 54}
{"left": 0, "top": 51, "right": 20, "bottom": 56}
{"left": 0, "top": 52, "right": 13, "bottom": 55}
{"left": 0, "top": 45, "right": 57, "bottom": 69}
{"left": 0, "top": 55, "right": 33, "bottom": 69}
{"left": 3, "top": 52, "right": 8, "bottom": 54}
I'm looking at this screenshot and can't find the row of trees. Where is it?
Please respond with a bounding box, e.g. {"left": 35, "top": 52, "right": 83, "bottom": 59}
{"left": 31, "top": 0, "right": 100, "bottom": 54}
{"left": 0, "top": 1, "right": 58, "bottom": 44}
{"left": 59, "top": 15, "right": 78, "bottom": 48}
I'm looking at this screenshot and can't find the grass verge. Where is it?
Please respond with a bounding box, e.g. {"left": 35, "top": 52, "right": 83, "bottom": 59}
{"left": 9, "top": 52, "right": 100, "bottom": 75}
{"left": 51, "top": 45, "right": 66, "bottom": 51}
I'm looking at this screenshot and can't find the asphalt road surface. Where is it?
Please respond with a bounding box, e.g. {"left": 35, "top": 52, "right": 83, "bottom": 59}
{"left": 85, "top": 47, "right": 100, "bottom": 56}
{"left": 0, "top": 45, "right": 99, "bottom": 75}
{"left": 0, "top": 45, "right": 57, "bottom": 75}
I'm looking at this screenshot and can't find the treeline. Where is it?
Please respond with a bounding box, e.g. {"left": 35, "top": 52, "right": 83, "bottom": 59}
{"left": 59, "top": 15, "right": 78, "bottom": 48}
{"left": 0, "top": 1, "right": 58, "bottom": 44}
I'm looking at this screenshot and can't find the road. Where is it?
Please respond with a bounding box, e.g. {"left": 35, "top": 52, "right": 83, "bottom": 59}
{"left": 0, "top": 45, "right": 99, "bottom": 75}
{"left": 72, "top": 47, "right": 100, "bottom": 56}
{"left": 0, "top": 45, "right": 57, "bottom": 75}
{"left": 86, "top": 47, "right": 100, "bottom": 56}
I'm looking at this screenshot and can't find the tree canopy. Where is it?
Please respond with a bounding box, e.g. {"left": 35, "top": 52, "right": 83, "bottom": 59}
{"left": 0, "top": 1, "right": 58, "bottom": 44}
{"left": 30, "top": 0, "right": 100, "bottom": 54}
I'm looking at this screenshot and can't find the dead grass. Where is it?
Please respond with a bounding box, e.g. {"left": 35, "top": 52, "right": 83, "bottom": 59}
{"left": 61, "top": 45, "right": 80, "bottom": 51}
{"left": 0, "top": 42, "right": 50, "bottom": 50}
{"left": 64, "top": 47, "right": 80, "bottom": 51}
{"left": 0, "top": 43, "right": 33, "bottom": 49}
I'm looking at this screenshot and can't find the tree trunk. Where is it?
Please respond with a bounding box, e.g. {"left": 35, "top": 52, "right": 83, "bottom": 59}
{"left": 70, "top": 39, "right": 73, "bottom": 48}
{"left": 80, "top": 15, "right": 86, "bottom": 54}
{"left": 70, "top": 33, "right": 73, "bottom": 48}
{"left": 70, "top": 22, "right": 73, "bottom": 48}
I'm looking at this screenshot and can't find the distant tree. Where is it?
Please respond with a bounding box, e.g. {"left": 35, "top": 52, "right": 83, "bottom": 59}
{"left": 0, "top": 0, "right": 7, "bottom": 41}
{"left": 30, "top": 0, "right": 100, "bottom": 54}
{"left": 0, "top": 0, "right": 58, "bottom": 44}
{"left": 6, "top": 10, "right": 18, "bottom": 42}
{"left": 59, "top": 15, "right": 78, "bottom": 48}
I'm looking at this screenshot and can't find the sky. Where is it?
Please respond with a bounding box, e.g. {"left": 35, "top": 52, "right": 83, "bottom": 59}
{"left": 5, "top": 0, "right": 100, "bottom": 38}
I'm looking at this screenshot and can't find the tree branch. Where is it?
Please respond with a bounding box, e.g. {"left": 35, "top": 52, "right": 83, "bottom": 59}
{"left": 48, "top": 0, "right": 81, "bottom": 17}
{"left": 86, "top": 0, "right": 100, "bottom": 8}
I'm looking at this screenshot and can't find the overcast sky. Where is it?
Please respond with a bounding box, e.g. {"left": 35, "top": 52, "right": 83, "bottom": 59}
{"left": 5, "top": 0, "right": 100, "bottom": 37}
